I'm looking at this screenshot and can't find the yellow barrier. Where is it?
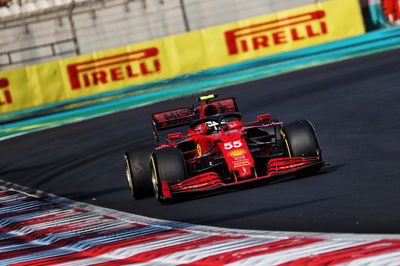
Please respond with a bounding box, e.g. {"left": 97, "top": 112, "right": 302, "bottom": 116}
{"left": 0, "top": 0, "right": 364, "bottom": 114}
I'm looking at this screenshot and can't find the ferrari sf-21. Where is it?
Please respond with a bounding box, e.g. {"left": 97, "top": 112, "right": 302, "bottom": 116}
{"left": 124, "top": 94, "right": 323, "bottom": 202}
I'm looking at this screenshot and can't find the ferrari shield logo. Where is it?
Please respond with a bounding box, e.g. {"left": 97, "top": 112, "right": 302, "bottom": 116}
{"left": 197, "top": 144, "right": 202, "bottom": 156}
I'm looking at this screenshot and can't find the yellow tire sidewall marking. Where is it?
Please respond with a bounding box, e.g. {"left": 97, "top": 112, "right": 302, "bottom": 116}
{"left": 150, "top": 155, "right": 160, "bottom": 199}
{"left": 124, "top": 154, "right": 134, "bottom": 191}
{"left": 280, "top": 130, "right": 292, "bottom": 158}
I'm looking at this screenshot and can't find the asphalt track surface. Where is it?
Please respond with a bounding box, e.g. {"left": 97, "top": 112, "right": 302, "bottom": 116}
{"left": 1, "top": 48, "right": 400, "bottom": 234}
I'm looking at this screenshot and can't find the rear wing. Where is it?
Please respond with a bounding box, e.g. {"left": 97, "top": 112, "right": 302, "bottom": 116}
{"left": 152, "top": 97, "right": 239, "bottom": 141}
{"left": 152, "top": 107, "right": 195, "bottom": 131}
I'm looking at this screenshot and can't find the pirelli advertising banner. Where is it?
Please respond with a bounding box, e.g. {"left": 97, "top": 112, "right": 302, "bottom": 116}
{"left": 0, "top": 0, "right": 364, "bottom": 114}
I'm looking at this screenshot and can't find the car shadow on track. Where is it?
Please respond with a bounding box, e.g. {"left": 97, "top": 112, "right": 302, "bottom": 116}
{"left": 63, "top": 187, "right": 128, "bottom": 202}
{"left": 181, "top": 196, "right": 337, "bottom": 226}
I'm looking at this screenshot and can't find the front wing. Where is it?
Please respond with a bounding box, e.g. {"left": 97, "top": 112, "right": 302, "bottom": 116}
{"left": 166, "top": 157, "right": 322, "bottom": 195}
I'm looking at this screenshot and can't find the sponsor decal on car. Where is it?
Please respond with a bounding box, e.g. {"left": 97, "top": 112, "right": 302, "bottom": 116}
{"left": 156, "top": 108, "right": 192, "bottom": 127}
{"left": 233, "top": 160, "right": 251, "bottom": 167}
{"left": 228, "top": 149, "right": 247, "bottom": 157}
{"left": 67, "top": 47, "right": 161, "bottom": 90}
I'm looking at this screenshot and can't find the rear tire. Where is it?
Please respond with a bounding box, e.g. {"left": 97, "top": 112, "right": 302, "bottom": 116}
{"left": 150, "top": 148, "right": 186, "bottom": 202}
{"left": 124, "top": 151, "right": 153, "bottom": 199}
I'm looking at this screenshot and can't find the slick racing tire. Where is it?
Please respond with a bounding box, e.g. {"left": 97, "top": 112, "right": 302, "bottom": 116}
{"left": 124, "top": 151, "right": 153, "bottom": 199}
{"left": 150, "top": 147, "right": 186, "bottom": 202}
{"left": 282, "top": 120, "right": 322, "bottom": 159}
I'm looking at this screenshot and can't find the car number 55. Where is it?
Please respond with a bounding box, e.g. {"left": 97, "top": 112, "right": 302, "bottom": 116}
{"left": 224, "top": 140, "right": 242, "bottom": 150}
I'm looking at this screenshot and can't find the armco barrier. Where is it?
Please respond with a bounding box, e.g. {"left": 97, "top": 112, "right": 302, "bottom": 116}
{"left": 1, "top": 180, "right": 400, "bottom": 265}
{"left": 0, "top": 0, "right": 364, "bottom": 116}
{"left": 1, "top": 25, "right": 400, "bottom": 140}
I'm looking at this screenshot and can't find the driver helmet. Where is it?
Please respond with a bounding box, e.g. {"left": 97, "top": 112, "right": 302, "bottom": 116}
{"left": 205, "top": 119, "right": 227, "bottom": 134}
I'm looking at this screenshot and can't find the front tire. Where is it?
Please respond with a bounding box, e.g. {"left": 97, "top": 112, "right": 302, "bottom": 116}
{"left": 282, "top": 120, "right": 323, "bottom": 175}
{"left": 150, "top": 148, "right": 186, "bottom": 202}
{"left": 282, "top": 120, "right": 321, "bottom": 158}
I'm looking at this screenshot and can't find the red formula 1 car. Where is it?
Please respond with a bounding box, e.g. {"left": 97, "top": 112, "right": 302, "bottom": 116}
{"left": 124, "top": 94, "right": 323, "bottom": 202}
